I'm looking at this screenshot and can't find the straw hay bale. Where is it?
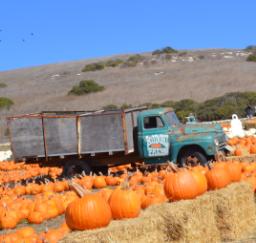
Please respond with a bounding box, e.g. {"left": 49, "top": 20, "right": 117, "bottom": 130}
{"left": 208, "top": 182, "right": 256, "bottom": 241}
{"left": 61, "top": 194, "right": 220, "bottom": 243}
{"left": 61, "top": 210, "right": 166, "bottom": 243}
{"left": 146, "top": 193, "right": 220, "bottom": 243}
{"left": 61, "top": 182, "right": 255, "bottom": 243}
{"left": 225, "top": 155, "right": 256, "bottom": 162}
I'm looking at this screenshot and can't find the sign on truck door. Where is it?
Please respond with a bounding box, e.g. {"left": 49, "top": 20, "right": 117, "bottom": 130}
{"left": 140, "top": 116, "right": 169, "bottom": 157}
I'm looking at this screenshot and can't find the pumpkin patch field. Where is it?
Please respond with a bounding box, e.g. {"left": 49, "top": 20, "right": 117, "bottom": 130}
{"left": 1, "top": 158, "right": 256, "bottom": 242}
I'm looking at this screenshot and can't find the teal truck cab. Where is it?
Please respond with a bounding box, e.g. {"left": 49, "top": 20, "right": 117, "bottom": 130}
{"left": 137, "top": 108, "right": 226, "bottom": 166}
{"left": 7, "top": 107, "right": 227, "bottom": 174}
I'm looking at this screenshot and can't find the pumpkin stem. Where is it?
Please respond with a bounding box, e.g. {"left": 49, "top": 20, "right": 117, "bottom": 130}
{"left": 120, "top": 178, "right": 130, "bottom": 190}
{"left": 167, "top": 161, "right": 178, "bottom": 172}
{"left": 207, "top": 162, "right": 213, "bottom": 170}
{"left": 68, "top": 181, "right": 87, "bottom": 197}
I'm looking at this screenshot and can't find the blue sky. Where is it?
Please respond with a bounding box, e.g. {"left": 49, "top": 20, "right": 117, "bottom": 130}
{"left": 0, "top": 0, "right": 255, "bottom": 71}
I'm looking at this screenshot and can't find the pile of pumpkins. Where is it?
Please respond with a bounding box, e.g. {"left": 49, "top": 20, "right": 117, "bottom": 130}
{"left": 228, "top": 136, "right": 256, "bottom": 156}
{"left": 0, "top": 161, "right": 63, "bottom": 184}
{"left": 0, "top": 222, "right": 70, "bottom": 242}
{"left": 1, "top": 160, "right": 256, "bottom": 240}
{"left": 65, "top": 160, "right": 253, "bottom": 231}
{"left": 0, "top": 191, "right": 78, "bottom": 229}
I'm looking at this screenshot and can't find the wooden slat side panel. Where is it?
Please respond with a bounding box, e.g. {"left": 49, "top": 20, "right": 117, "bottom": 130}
{"left": 9, "top": 118, "right": 44, "bottom": 158}
{"left": 80, "top": 113, "right": 125, "bottom": 153}
{"left": 43, "top": 117, "right": 78, "bottom": 156}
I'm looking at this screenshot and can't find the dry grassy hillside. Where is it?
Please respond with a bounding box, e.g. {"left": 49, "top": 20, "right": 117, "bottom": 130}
{"left": 0, "top": 49, "right": 256, "bottom": 117}
{"left": 0, "top": 48, "right": 256, "bottom": 130}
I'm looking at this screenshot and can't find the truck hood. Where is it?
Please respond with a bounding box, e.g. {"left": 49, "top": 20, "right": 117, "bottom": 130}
{"left": 183, "top": 123, "right": 223, "bottom": 135}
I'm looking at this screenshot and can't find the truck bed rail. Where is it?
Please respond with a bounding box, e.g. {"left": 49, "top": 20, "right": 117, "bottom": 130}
{"left": 7, "top": 107, "right": 146, "bottom": 160}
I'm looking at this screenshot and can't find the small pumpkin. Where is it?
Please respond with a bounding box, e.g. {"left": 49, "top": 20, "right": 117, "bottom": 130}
{"left": 93, "top": 176, "right": 107, "bottom": 189}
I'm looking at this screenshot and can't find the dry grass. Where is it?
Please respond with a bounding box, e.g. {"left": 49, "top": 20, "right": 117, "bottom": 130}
{"left": 1, "top": 49, "right": 255, "bottom": 117}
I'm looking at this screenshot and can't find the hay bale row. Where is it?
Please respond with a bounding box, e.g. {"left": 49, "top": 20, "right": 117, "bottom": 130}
{"left": 209, "top": 182, "right": 256, "bottom": 241}
{"left": 61, "top": 182, "right": 256, "bottom": 243}
{"left": 225, "top": 155, "right": 256, "bottom": 162}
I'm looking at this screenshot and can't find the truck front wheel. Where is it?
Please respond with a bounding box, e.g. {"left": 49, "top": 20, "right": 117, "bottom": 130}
{"left": 64, "top": 160, "right": 91, "bottom": 178}
{"left": 178, "top": 149, "right": 208, "bottom": 167}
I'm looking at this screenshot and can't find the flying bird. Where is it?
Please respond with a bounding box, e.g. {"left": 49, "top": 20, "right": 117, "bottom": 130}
{"left": 30, "top": 32, "right": 34, "bottom": 36}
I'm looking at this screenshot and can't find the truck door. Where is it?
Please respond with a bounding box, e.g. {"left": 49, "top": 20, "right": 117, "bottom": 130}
{"left": 139, "top": 115, "right": 170, "bottom": 158}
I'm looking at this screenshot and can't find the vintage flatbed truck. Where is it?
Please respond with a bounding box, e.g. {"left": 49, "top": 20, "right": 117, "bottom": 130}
{"left": 7, "top": 107, "right": 227, "bottom": 175}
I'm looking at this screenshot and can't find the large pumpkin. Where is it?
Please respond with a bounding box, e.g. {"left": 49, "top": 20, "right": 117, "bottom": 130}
{"left": 191, "top": 170, "right": 208, "bottom": 195}
{"left": 164, "top": 170, "right": 199, "bottom": 200}
{"left": 226, "top": 162, "right": 242, "bottom": 182}
{"left": 65, "top": 193, "right": 112, "bottom": 230}
{"left": 109, "top": 187, "right": 141, "bottom": 219}
{"left": 205, "top": 167, "right": 230, "bottom": 190}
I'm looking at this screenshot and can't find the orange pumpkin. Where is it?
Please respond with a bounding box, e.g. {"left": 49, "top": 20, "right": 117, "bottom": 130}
{"left": 234, "top": 148, "right": 242, "bottom": 156}
{"left": 109, "top": 186, "right": 141, "bottom": 219}
{"left": 206, "top": 167, "right": 230, "bottom": 190}
{"left": 191, "top": 170, "right": 208, "bottom": 195}
{"left": 93, "top": 176, "right": 107, "bottom": 189}
{"left": 141, "top": 194, "right": 167, "bottom": 209}
{"left": 226, "top": 162, "right": 242, "bottom": 182}
{"left": 27, "top": 211, "right": 44, "bottom": 224}
{"left": 16, "top": 227, "right": 36, "bottom": 238}
{"left": 65, "top": 193, "right": 112, "bottom": 230}
{"left": 0, "top": 211, "right": 18, "bottom": 229}
{"left": 250, "top": 145, "right": 256, "bottom": 154}
{"left": 164, "top": 170, "right": 199, "bottom": 200}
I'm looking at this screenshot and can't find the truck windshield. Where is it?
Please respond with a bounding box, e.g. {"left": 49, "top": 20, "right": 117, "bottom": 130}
{"left": 165, "top": 112, "right": 181, "bottom": 126}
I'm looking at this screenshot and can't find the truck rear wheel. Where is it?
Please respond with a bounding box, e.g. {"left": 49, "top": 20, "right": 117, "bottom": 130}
{"left": 178, "top": 149, "right": 208, "bottom": 167}
{"left": 64, "top": 160, "right": 91, "bottom": 177}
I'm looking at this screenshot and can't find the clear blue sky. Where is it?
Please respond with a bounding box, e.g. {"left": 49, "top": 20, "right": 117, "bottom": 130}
{"left": 0, "top": 0, "right": 255, "bottom": 71}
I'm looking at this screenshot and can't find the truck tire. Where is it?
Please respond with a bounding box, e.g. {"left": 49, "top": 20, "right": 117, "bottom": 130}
{"left": 178, "top": 149, "right": 208, "bottom": 167}
{"left": 64, "top": 160, "right": 91, "bottom": 177}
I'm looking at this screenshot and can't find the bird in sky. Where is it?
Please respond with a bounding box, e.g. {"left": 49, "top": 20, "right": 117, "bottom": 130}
{"left": 0, "top": 30, "right": 35, "bottom": 43}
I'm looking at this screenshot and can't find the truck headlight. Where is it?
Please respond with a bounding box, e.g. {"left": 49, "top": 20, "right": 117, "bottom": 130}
{"left": 214, "top": 139, "right": 219, "bottom": 146}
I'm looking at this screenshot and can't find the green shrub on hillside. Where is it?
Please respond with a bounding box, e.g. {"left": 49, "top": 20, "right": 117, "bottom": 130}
{"left": 0, "top": 97, "right": 14, "bottom": 110}
{"left": 104, "top": 59, "right": 123, "bottom": 67}
{"left": 127, "top": 54, "right": 145, "bottom": 63}
{"left": 152, "top": 46, "right": 178, "bottom": 55}
{"left": 82, "top": 62, "right": 105, "bottom": 72}
{"left": 99, "top": 92, "right": 256, "bottom": 122}
{"left": 122, "top": 54, "right": 145, "bottom": 68}
{"left": 161, "top": 100, "right": 175, "bottom": 107}
{"left": 245, "top": 45, "right": 256, "bottom": 51}
{"left": 196, "top": 92, "right": 256, "bottom": 121}
{"left": 120, "top": 103, "right": 133, "bottom": 109}
{"left": 0, "top": 83, "right": 7, "bottom": 88}
{"left": 68, "top": 80, "right": 104, "bottom": 95}
{"left": 247, "top": 54, "right": 256, "bottom": 62}
{"left": 103, "top": 104, "right": 118, "bottom": 110}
